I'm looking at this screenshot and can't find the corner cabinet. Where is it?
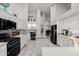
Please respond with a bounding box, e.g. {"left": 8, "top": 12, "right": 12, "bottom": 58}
{"left": 57, "top": 34, "right": 74, "bottom": 47}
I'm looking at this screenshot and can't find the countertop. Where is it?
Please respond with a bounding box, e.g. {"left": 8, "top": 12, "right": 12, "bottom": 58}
{"left": 0, "top": 42, "right": 7, "bottom": 47}
{"left": 58, "top": 34, "right": 79, "bottom": 40}
{"left": 42, "top": 47, "right": 79, "bottom": 56}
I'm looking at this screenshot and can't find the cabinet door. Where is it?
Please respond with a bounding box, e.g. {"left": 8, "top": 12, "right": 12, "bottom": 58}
{"left": 66, "top": 39, "right": 74, "bottom": 47}
{"left": 57, "top": 35, "right": 61, "bottom": 46}
{"left": 57, "top": 35, "right": 74, "bottom": 47}
{"left": 62, "top": 37, "right": 66, "bottom": 47}
{"left": 0, "top": 45, "right": 7, "bottom": 56}
{"left": 57, "top": 35, "right": 65, "bottom": 47}
{"left": 20, "top": 35, "right": 27, "bottom": 49}
{"left": 63, "top": 37, "right": 74, "bottom": 47}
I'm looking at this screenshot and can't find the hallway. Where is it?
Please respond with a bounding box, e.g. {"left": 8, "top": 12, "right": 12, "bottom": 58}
{"left": 19, "top": 37, "right": 57, "bottom": 56}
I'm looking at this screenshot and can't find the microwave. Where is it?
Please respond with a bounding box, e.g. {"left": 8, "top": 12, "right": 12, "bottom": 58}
{"left": 0, "top": 18, "right": 16, "bottom": 30}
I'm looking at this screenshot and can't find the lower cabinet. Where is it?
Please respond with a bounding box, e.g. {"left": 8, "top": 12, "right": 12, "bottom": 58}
{"left": 20, "top": 35, "right": 27, "bottom": 49}
{"left": 0, "top": 43, "right": 7, "bottom": 56}
{"left": 57, "top": 35, "right": 74, "bottom": 47}
{"left": 63, "top": 37, "right": 74, "bottom": 47}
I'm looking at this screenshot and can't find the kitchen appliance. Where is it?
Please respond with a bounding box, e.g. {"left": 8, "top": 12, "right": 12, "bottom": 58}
{"left": 0, "top": 33, "right": 20, "bottom": 56}
{"left": 62, "top": 29, "right": 69, "bottom": 36}
{"left": 50, "top": 24, "right": 57, "bottom": 45}
{"left": 0, "top": 18, "right": 16, "bottom": 30}
{"left": 7, "top": 37, "right": 20, "bottom": 56}
{"left": 46, "top": 30, "right": 51, "bottom": 37}
{"left": 30, "top": 32, "right": 36, "bottom": 40}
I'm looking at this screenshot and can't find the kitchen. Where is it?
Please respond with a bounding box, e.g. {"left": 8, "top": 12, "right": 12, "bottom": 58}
{"left": 1, "top": 3, "right": 79, "bottom": 56}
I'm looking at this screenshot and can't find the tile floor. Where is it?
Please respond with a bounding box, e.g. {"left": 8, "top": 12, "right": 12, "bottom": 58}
{"left": 19, "top": 37, "right": 57, "bottom": 56}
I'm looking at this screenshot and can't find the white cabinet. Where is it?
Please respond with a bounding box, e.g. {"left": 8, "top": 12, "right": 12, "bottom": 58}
{"left": 57, "top": 35, "right": 64, "bottom": 46}
{"left": 0, "top": 43, "right": 7, "bottom": 56}
{"left": 62, "top": 37, "right": 74, "bottom": 47}
{"left": 57, "top": 35, "right": 74, "bottom": 47}
{"left": 20, "top": 35, "right": 27, "bottom": 49}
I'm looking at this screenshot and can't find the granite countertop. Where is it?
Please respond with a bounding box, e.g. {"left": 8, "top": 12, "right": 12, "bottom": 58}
{"left": 0, "top": 42, "right": 7, "bottom": 47}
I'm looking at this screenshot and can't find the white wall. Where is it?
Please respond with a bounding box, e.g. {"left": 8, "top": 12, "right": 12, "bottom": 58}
{"left": 55, "top": 3, "right": 71, "bottom": 18}
{"left": 28, "top": 11, "right": 37, "bottom": 25}
{"left": 37, "top": 9, "right": 41, "bottom": 37}
{"left": 36, "top": 9, "right": 47, "bottom": 37}
{"left": 71, "top": 3, "right": 79, "bottom": 10}
{"left": 57, "top": 4, "right": 79, "bottom": 34}
{"left": 57, "top": 12, "right": 79, "bottom": 34}
{"left": 50, "top": 5, "right": 56, "bottom": 25}
{"left": 7, "top": 4, "right": 28, "bottom": 20}
{"left": 50, "top": 3, "right": 71, "bottom": 25}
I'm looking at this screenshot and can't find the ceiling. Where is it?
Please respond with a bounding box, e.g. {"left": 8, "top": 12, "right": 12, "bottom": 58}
{"left": 28, "top": 3, "right": 54, "bottom": 18}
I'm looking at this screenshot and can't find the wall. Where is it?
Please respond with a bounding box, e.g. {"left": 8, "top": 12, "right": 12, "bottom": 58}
{"left": 71, "top": 3, "right": 79, "bottom": 10}
{"left": 50, "top": 3, "right": 71, "bottom": 25}
{"left": 57, "top": 4, "right": 79, "bottom": 34}
{"left": 36, "top": 9, "right": 47, "bottom": 37}
{"left": 57, "top": 12, "right": 79, "bottom": 34}
{"left": 50, "top": 5, "right": 56, "bottom": 25}
{"left": 37, "top": 9, "right": 41, "bottom": 37}
{"left": 55, "top": 3, "right": 71, "bottom": 18}
{"left": 7, "top": 3, "right": 28, "bottom": 29}
{"left": 28, "top": 11, "right": 37, "bottom": 25}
